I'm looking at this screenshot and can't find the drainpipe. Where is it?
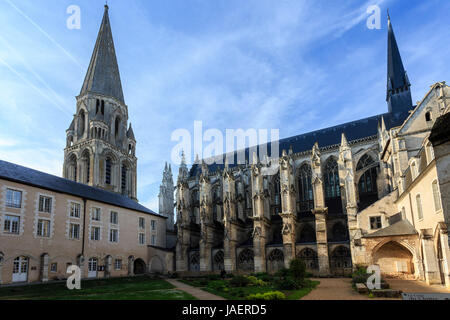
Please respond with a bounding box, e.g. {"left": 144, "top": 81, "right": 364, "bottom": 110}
{"left": 81, "top": 198, "right": 87, "bottom": 256}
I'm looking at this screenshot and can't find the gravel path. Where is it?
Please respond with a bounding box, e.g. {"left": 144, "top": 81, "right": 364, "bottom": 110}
{"left": 166, "top": 279, "right": 226, "bottom": 300}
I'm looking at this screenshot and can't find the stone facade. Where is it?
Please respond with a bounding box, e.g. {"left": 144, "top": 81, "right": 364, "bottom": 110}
{"left": 172, "top": 16, "right": 450, "bottom": 290}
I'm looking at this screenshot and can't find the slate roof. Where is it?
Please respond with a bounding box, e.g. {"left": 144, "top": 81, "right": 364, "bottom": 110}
{"left": 189, "top": 109, "right": 411, "bottom": 177}
{"left": 363, "top": 219, "right": 417, "bottom": 238}
{"left": 0, "top": 160, "right": 165, "bottom": 218}
{"left": 80, "top": 5, "right": 125, "bottom": 104}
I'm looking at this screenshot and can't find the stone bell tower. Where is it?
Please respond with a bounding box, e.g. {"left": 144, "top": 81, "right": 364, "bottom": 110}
{"left": 63, "top": 5, "right": 137, "bottom": 200}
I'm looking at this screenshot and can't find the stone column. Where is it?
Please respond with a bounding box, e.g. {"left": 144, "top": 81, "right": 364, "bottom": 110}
{"left": 128, "top": 256, "right": 134, "bottom": 276}
{"left": 223, "top": 162, "right": 237, "bottom": 272}
{"left": 438, "top": 223, "right": 450, "bottom": 288}
{"left": 420, "top": 229, "right": 441, "bottom": 285}
{"left": 251, "top": 155, "right": 269, "bottom": 272}
{"left": 311, "top": 143, "right": 330, "bottom": 275}
{"left": 199, "top": 162, "right": 213, "bottom": 272}
{"left": 175, "top": 180, "right": 191, "bottom": 272}
{"left": 279, "top": 150, "right": 297, "bottom": 267}
{"left": 338, "top": 133, "right": 359, "bottom": 270}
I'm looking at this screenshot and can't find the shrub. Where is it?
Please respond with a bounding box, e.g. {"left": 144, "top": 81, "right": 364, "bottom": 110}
{"left": 230, "top": 275, "right": 251, "bottom": 287}
{"left": 275, "top": 268, "right": 290, "bottom": 278}
{"left": 247, "top": 291, "right": 286, "bottom": 300}
{"left": 275, "top": 276, "right": 301, "bottom": 290}
{"left": 289, "top": 258, "right": 306, "bottom": 282}
{"left": 253, "top": 272, "right": 271, "bottom": 282}
{"left": 208, "top": 280, "right": 227, "bottom": 291}
{"left": 351, "top": 266, "right": 369, "bottom": 285}
{"left": 206, "top": 274, "right": 221, "bottom": 281}
{"left": 246, "top": 275, "right": 267, "bottom": 286}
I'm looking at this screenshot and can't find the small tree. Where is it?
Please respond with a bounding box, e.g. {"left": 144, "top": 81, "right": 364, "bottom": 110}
{"left": 289, "top": 258, "right": 306, "bottom": 282}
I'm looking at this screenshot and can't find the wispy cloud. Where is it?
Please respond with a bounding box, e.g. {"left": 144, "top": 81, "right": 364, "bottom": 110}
{"left": 0, "top": 0, "right": 449, "bottom": 213}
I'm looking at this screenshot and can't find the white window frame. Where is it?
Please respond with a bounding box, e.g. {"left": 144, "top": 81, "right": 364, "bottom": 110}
{"left": 4, "top": 215, "right": 20, "bottom": 234}
{"left": 92, "top": 207, "right": 101, "bottom": 221}
{"left": 91, "top": 226, "right": 101, "bottom": 241}
{"left": 70, "top": 202, "right": 81, "bottom": 218}
{"left": 416, "top": 194, "right": 423, "bottom": 220}
{"left": 151, "top": 220, "right": 156, "bottom": 231}
{"left": 110, "top": 211, "right": 118, "bottom": 225}
{"left": 151, "top": 235, "right": 156, "bottom": 246}
{"left": 114, "top": 259, "right": 122, "bottom": 270}
{"left": 6, "top": 188, "right": 22, "bottom": 208}
{"left": 139, "top": 217, "right": 145, "bottom": 229}
{"left": 139, "top": 232, "right": 145, "bottom": 245}
{"left": 432, "top": 180, "right": 442, "bottom": 213}
{"left": 69, "top": 223, "right": 80, "bottom": 240}
{"left": 37, "top": 219, "right": 51, "bottom": 237}
{"left": 109, "top": 228, "right": 118, "bottom": 243}
{"left": 39, "top": 195, "right": 53, "bottom": 213}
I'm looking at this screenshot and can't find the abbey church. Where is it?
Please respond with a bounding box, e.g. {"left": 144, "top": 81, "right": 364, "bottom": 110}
{"left": 0, "top": 6, "right": 449, "bottom": 289}
{"left": 172, "top": 15, "right": 450, "bottom": 288}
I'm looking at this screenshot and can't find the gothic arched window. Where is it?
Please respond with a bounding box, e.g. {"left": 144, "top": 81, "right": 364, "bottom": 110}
{"left": 330, "top": 246, "right": 352, "bottom": 269}
{"left": 298, "top": 164, "right": 314, "bottom": 213}
{"left": 82, "top": 150, "right": 91, "bottom": 184}
{"left": 324, "top": 158, "right": 342, "bottom": 214}
{"left": 331, "top": 222, "right": 349, "bottom": 242}
{"left": 297, "top": 248, "right": 318, "bottom": 269}
{"left": 272, "top": 174, "right": 281, "bottom": 215}
{"left": 298, "top": 224, "right": 316, "bottom": 243}
{"left": 121, "top": 164, "right": 128, "bottom": 194}
{"left": 357, "top": 154, "right": 378, "bottom": 210}
{"left": 78, "top": 110, "right": 86, "bottom": 136}
{"left": 115, "top": 117, "right": 121, "bottom": 139}
{"left": 237, "top": 248, "right": 254, "bottom": 271}
{"left": 105, "top": 157, "right": 112, "bottom": 185}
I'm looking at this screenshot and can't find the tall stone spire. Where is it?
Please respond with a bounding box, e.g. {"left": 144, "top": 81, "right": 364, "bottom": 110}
{"left": 80, "top": 5, "right": 125, "bottom": 104}
{"left": 386, "top": 12, "right": 412, "bottom": 115}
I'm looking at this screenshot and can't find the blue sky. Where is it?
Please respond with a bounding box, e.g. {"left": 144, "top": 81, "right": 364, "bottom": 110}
{"left": 0, "top": 0, "right": 449, "bottom": 211}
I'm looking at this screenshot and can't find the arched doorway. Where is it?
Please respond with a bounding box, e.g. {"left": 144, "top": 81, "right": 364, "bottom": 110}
{"left": 237, "top": 248, "right": 254, "bottom": 272}
{"left": 213, "top": 250, "right": 224, "bottom": 271}
{"left": 133, "top": 258, "right": 146, "bottom": 275}
{"left": 330, "top": 246, "right": 352, "bottom": 275}
{"left": 267, "top": 249, "right": 284, "bottom": 273}
{"left": 297, "top": 248, "right": 318, "bottom": 270}
{"left": 12, "top": 256, "right": 28, "bottom": 282}
{"left": 373, "top": 241, "right": 414, "bottom": 277}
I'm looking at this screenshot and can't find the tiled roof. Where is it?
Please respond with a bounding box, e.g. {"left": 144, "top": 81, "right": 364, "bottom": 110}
{"left": 80, "top": 5, "right": 125, "bottom": 103}
{"left": 0, "top": 160, "right": 165, "bottom": 218}
{"left": 363, "top": 219, "right": 417, "bottom": 238}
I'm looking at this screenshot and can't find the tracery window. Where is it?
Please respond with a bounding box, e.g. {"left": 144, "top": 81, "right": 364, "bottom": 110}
{"left": 237, "top": 248, "right": 254, "bottom": 271}
{"left": 298, "top": 164, "right": 314, "bottom": 212}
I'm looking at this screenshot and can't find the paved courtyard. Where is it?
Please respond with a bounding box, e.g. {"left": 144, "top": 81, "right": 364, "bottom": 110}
{"left": 301, "top": 278, "right": 450, "bottom": 300}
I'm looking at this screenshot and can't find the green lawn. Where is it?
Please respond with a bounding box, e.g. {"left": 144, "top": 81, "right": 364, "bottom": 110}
{"left": 0, "top": 276, "right": 197, "bottom": 300}
{"left": 180, "top": 277, "right": 319, "bottom": 300}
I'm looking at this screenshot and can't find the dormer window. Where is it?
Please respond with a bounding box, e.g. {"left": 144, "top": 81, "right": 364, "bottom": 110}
{"left": 411, "top": 161, "right": 418, "bottom": 179}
